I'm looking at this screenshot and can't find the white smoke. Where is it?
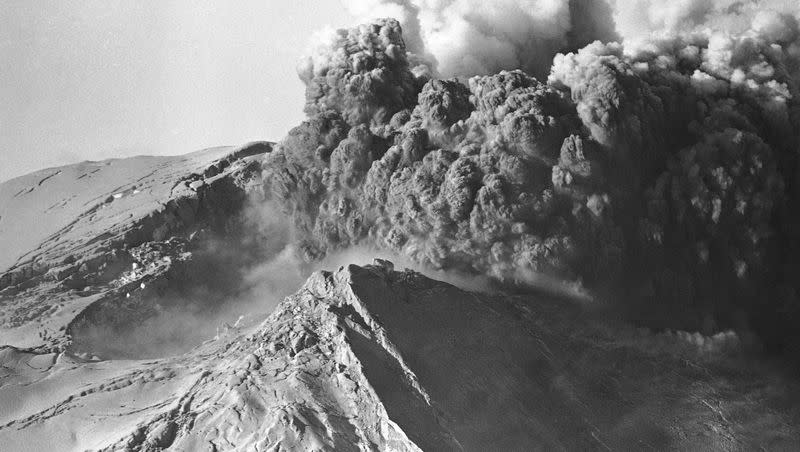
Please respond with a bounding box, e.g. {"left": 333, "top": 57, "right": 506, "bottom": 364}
{"left": 338, "top": 0, "right": 800, "bottom": 79}
{"left": 612, "top": 0, "right": 800, "bottom": 46}
{"left": 340, "top": 0, "right": 617, "bottom": 78}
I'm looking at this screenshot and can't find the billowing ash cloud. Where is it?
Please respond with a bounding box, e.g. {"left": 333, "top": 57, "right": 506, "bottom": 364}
{"left": 264, "top": 4, "right": 800, "bottom": 349}
{"left": 339, "top": 0, "right": 618, "bottom": 78}
{"left": 297, "top": 20, "right": 424, "bottom": 129}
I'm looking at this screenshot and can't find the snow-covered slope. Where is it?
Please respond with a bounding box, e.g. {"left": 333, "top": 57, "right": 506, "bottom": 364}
{"left": 2, "top": 262, "right": 800, "bottom": 451}
{"left": 0, "top": 142, "right": 271, "bottom": 351}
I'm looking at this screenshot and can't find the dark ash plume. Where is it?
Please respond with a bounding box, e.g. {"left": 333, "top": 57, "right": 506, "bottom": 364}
{"left": 264, "top": 10, "right": 800, "bottom": 351}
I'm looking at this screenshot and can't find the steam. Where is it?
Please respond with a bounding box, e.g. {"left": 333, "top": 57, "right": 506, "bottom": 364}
{"left": 612, "top": 0, "right": 800, "bottom": 47}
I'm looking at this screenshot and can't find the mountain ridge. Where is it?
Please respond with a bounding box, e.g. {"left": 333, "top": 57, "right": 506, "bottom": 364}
{"left": 3, "top": 261, "right": 800, "bottom": 450}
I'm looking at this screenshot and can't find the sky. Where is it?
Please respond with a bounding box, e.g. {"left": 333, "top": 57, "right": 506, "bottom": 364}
{"left": 0, "top": 0, "right": 355, "bottom": 182}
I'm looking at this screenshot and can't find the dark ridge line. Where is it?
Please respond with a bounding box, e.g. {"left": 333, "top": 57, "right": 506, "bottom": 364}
{"left": 37, "top": 170, "right": 62, "bottom": 187}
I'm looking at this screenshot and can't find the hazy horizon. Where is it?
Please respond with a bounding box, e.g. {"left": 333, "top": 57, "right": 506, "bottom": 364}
{"left": 0, "top": 0, "right": 355, "bottom": 183}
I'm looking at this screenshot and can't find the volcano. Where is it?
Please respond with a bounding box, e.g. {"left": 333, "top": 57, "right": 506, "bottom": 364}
{"left": 1, "top": 146, "right": 800, "bottom": 450}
